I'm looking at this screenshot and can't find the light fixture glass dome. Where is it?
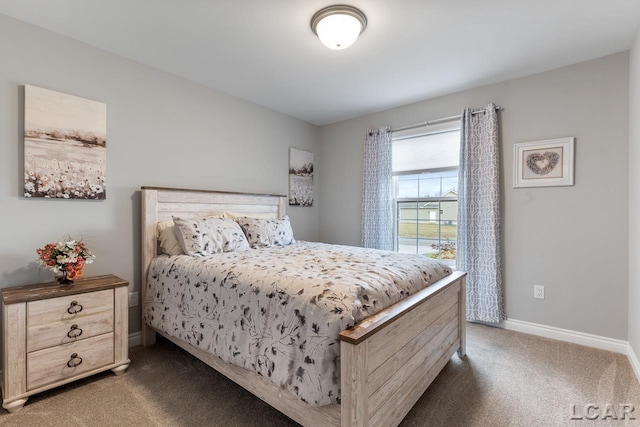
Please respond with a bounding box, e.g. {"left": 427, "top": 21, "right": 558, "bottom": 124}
{"left": 311, "top": 5, "right": 367, "bottom": 50}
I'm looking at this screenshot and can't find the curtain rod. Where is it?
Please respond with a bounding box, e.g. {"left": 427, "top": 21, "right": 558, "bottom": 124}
{"left": 389, "top": 105, "right": 503, "bottom": 134}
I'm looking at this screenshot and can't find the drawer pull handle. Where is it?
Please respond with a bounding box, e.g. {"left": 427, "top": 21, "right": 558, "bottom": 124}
{"left": 67, "top": 324, "right": 83, "bottom": 339}
{"left": 67, "top": 301, "right": 83, "bottom": 315}
{"left": 67, "top": 353, "right": 83, "bottom": 368}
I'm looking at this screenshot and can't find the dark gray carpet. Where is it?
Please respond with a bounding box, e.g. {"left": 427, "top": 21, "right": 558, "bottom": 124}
{"left": 1, "top": 323, "right": 638, "bottom": 426}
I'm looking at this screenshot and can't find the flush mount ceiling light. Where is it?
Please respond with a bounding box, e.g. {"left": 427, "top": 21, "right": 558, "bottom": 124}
{"left": 310, "top": 5, "right": 367, "bottom": 50}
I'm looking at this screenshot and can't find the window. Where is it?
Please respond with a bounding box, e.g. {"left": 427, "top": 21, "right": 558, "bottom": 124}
{"left": 392, "top": 125, "right": 460, "bottom": 267}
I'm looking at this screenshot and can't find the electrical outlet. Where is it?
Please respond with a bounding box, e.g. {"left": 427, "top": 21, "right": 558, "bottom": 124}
{"left": 128, "top": 292, "right": 139, "bottom": 307}
{"left": 534, "top": 285, "right": 545, "bottom": 300}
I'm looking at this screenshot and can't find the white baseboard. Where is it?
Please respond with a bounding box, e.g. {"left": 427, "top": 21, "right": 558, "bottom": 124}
{"left": 502, "top": 318, "right": 628, "bottom": 354}
{"left": 628, "top": 343, "right": 640, "bottom": 384}
{"left": 503, "top": 318, "right": 640, "bottom": 385}
{"left": 128, "top": 331, "right": 141, "bottom": 348}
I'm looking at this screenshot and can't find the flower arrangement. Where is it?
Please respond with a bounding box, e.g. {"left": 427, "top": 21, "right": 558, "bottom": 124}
{"left": 36, "top": 239, "right": 95, "bottom": 284}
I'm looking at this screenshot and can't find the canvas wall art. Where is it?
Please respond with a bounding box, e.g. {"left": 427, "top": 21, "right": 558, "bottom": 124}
{"left": 289, "top": 148, "right": 313, "bottom": 206}
{"left": 24, "top": 85, "right": 107, "bottom": 199}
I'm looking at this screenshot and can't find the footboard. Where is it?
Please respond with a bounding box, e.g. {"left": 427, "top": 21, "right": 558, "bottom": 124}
{"left": 340, "top": 271, "right": 466, "bottom": 427}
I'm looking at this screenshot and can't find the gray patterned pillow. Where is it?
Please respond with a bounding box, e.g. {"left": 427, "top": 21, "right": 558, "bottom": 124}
{"left": 236, "top": 216, "right": 296, "bottom": 248}
{"left": 173, "top": 216, "right": 250, "bottom": 256}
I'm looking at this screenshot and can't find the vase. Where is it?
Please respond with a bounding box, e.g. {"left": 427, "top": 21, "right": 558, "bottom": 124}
{"left": 57, "top": 270, "right": 74, "bottom": 285}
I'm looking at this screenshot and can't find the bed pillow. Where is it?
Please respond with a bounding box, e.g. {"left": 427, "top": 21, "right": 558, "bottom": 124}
{"left": 157, "top": 220, "right": 185, "bottom": 256}
{"left": 157, "top": 213, "right": 225, "bottom": 255}
{"left": 173, "top": 216, "right": 250, "bottom": 256}
{"left": 223, "top": 211, "right": 277, "bottom": 220}
{"left": 236, "top": 216, "right": 295, "bottom": 248}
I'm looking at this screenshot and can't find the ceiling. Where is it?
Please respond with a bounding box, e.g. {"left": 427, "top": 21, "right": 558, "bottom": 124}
{"left": 1, "top": 1, "right": 640, "bottom": 126}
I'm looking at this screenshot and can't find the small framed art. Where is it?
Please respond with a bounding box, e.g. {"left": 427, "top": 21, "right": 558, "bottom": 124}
{"left": 513, "top": 137, "right": 574, "bottom": 188}
{"left": 289, "top": 148, "right": 314, "bottom": 206}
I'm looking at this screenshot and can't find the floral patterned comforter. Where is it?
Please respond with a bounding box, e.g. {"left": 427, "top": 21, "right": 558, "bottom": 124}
{"left": 143, "top": 241, "right": 452, "bottom": 406}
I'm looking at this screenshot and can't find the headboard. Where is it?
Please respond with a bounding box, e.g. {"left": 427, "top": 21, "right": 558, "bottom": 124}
{"left": 140, "top": 186, "right": 287, "bottom": 343}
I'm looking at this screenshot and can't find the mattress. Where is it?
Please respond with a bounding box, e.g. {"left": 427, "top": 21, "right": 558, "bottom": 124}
{"left": 143, "top": 241, "right": 452, "bottom": 406}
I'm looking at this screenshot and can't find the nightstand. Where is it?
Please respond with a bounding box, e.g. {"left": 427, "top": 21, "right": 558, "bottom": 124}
{"left": 1, "top": 274, "right": 130, "bottom": 413}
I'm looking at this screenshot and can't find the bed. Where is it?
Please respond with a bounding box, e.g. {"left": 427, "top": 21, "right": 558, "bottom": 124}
{"left": 141, "top": 186, "right": 467, "bottom": 427}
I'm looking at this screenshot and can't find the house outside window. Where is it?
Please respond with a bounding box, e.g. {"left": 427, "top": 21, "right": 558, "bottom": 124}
{"left": 392, "top": 124, "right": 460, "bottom": 267}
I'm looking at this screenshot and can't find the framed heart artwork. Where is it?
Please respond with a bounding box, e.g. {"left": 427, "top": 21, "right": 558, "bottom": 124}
{"left": 513, "top": 137, "right": 574, "bottom": 188}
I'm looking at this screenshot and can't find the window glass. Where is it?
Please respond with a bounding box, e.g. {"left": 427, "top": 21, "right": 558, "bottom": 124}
{"left": 392, "top": 128, "right": 460, "bottom": 267}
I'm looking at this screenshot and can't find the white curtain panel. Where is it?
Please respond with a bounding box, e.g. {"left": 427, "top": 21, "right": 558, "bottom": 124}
{"left": 362, "top": 127, "right": 394, "bottom": 250}
{"left": 457, "top": 103, "right": 506, "bottom": 323}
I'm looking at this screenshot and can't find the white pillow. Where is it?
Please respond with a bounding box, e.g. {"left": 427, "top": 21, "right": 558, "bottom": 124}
{"left": 173, "top": 216, "right": 250, "bottom": 256}
{"left": 236, "top": 216, "right": 295, "bottom": 248}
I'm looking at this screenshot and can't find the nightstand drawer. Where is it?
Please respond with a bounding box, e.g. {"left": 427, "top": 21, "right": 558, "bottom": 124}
{"left": 27, "top": 289, "right": 113, "bottom": 327}
{"left": 27, "top": 310, "right": 114, "bottom": 352}
{"left": 27, "top": 333, "right": 114, "bottom": 390}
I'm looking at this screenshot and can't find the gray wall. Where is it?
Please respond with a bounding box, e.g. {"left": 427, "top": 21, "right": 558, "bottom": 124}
{"left": 629, "top": 31, "right": 640, "bottom": 357}
{"left": 0, "top": 14, "right": 320, "bottom": 335}
{"left": 318, "top": 53, "right": 629, "bottom": 340}
{"left": 1, "top": 12, "right": 634, "bottom": 344}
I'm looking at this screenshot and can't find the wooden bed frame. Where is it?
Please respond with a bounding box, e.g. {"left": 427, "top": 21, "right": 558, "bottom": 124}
{"left": 141, "top": 186, "right": 466, "bottom": 427}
